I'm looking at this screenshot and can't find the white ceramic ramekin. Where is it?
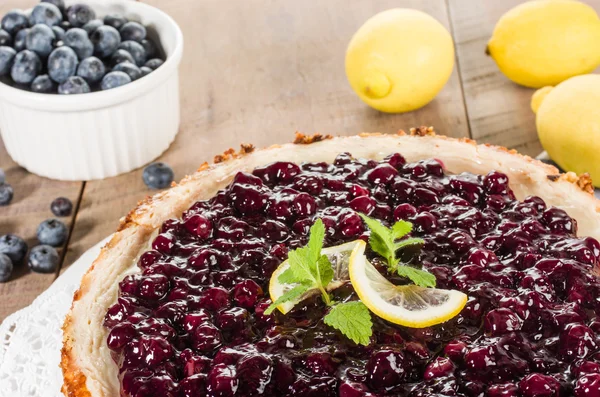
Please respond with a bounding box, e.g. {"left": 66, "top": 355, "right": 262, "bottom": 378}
{"left": 0, "top": 0, "right": 183, "bottom": 181}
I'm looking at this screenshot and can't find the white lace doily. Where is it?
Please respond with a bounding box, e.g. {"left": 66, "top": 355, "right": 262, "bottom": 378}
{"left": 0, "top": 236, "right": 112, "bottom": 397}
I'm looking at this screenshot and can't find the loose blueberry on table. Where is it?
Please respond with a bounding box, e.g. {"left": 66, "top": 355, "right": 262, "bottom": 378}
{"left": 28, "top": 244, "right": 59, "bottom": 274}
{"left": 50, "top": 196, "right": 73, "bottom": 217}
{"left": 0, "top": 1, "right": 166, "bottom": 94}
{"left": 105, "top": 152, "right": 600, "bottom": 396}
{"left": 36, "top": 218, "right": 68, "bottom": 247}
{"left": 143, "top": 162, "right": 175, "bottom": 190}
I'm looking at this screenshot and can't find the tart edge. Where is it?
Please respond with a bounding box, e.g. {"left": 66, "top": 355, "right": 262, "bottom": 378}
{"left": 60, "top": 128, "right": 599, "bottom": 397}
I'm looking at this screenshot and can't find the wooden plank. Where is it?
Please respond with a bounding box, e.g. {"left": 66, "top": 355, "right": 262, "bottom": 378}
{"left": 448, "top": 0, "right": 600, "bottom": 156}
{"left": 0, "top": 0, "right": 84, "bottom": 322}
{"left": 63, "top": 0, "right": 469, "bottom": 269}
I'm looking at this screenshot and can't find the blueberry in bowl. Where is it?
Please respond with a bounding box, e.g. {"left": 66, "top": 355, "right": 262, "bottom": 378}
{"left": 61, "top": 131, "right": 600, "bottom": 397}
{"left": 0, "top": 0, "right": 184, "bottom": 181}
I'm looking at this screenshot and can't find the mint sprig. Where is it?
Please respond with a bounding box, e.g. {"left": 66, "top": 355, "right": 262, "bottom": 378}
{"left": 266, "top": 219, "right": 373, "bottom": 345}
{"left": 359, "top": 213, "right": 435, "bottom": 288}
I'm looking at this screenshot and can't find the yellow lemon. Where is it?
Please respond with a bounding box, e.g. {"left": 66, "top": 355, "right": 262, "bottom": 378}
{"left": 487, "top": 0, "right": 600, "bottom": 88}
{"left": 348, "top": 241, "right": 467, "bottom": 328}
{"left": 531, "top": 74, "right": 600, "bottom": 186}
{"left": 345, "top": 9, "right": 454, "bottom": 113}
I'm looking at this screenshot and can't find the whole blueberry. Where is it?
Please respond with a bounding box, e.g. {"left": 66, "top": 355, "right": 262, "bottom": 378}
{"left": 145, "top": 58, "right": 164, "bottom": 70}
{"left": 11, "top": 50, "right": 42, "bottom": 84}
{"left": 63, "top": 28, "right": 93, "bottom": 59}
{"left": 110, "top": 48, "right": 135, "bottom": 66}
{"left": 103, "top": 14, "right": 128, "bottom": 30}
{"left": 66, "top": 4, "right": 96, "bottom": 28}
{"left": 0, "top": 168, "right": 4, "bottom": 184}
{"left": 37, "top": 218, "right": 68, "bottom": 246}
{"left": 140, "top": 66, "right": 152, "bottom": 77}
{"left": 76, "top": 56, "right": 105, "bottom": 84}
{"left": 1, "top": 10, "right": 29, "bottom": 35}
{"left": 31, "top": 74, "right": 56, "bottom": 93}
{"left": 26, "top": 24, "right": 56, "bottom": 57}
{"left": 141, "top": 39, "right": 157, "bottom": 58}
{"left": 100, "top": 71, "right": 131, "bottom": 90}
{"left": 143, "top": 162, "right": 174, "bottom": 189}
{"left": 13, "top": 28, "right": 29, "bottom": 52}
{"left": 48, "top": 46, "right": 78, "bottom": 83}
{"left": 120, "top": 22, "right": 146, "bottom": 42}
{"left": 52, "top": 26, "right": 65, "bottom": 41}
{"left": 90, "top": 25, "right": 121, "bottom": 58}
{"left": 82, "top": 19, "right": 103, "bottom": 35}
{"left": 50, "top": 197, "right": 73, "bottom": 217}
{"left": 29, "top": 3, "right": 63, "bottom": 27}
{"left": 0, "top": 253, "right": 12, "bottom": 283}
{"left": 0, "top": 30, "right": 12, "bottom": 47}
{"left": 58, "top": 75, "right": 90, "bottom": 94}
{"left": 0, "top": 183, "right": 13, "bottom": 206}
{"left": 112, "top": 62, "right": 141, "bottom": 81}
{"left": 42, "top": 0, "right": 66, "bottom": 13}
{"left": 0, "top": 234, "right": 28, "bottom": 265}
{"left": 28, "top": 245, "right": 59, "bottom": 274}
{"left": 0, "top": 46, "right": 16, "bottom": 76}
{"left": 117, "top": 40, "right": 147, "bottom": 66}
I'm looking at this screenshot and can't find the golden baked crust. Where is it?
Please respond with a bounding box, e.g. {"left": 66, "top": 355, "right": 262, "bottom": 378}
{"left": 61, "top": 129, "right": 600, "bottom": 397}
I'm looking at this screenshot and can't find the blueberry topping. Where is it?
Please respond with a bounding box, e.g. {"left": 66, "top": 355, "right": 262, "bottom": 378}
{"left": 47, "top": 46, "right": 78, "bottom": 83}
{"left": 0, "top": 46, "right": 16, "bottom": 76}
{"left": 82, "top": 19, "right": 103, "bottom": 35}
{"left": 90, "top": 25, "right": 120, "bottom": 58}
{"left": 144, "top": 58, "right": 164, "bottom": 70}
{"left": 11, "top": 50, "right": 42, "bottom": 84}
{"left": 110, "top": 48, "right": 135, "bottom": 67}
{"left": 63, "top": 27, "right": 93, "bottom": 59}
{"left": 28, "top": 245, "right": 59, "bottom": 274}
{"left": 36, "top": 218, "right": 68, "bottom": 247}
{"left": 119, "top": 21, "right": 146, "bottom": 42}
{"left": 66, "top": 4, "right": 96, "bottom": 28}
{"left": 143, "top": 162, "right": 174, "bottom": 189}
{"left": 1, "top": 10, "right": 28, "bottom": 35}
{"left": 31, "top": 74, "right": 55, "bottom": 93}
{"left": 58, "top": 75, "right": 90, "bottom": 94}
{"left": 117, "top": 40, "right": 146, "bottom": 66}
{"left": 0, "top": 29, "right": 12, "bottom": 47}
{"left": 0, "top": 234, "right": 27, "bottom": 265}
{"left": 29, "top": 3, "right": 63, "bottom": 27}
{"left": 51, "top": 26, "right": 65, "bottom": 41}
{"left": 50, "top": 197, "right": 73, "bottom": 217}
{"left": 112, "top": 62, "right": 141, "bottom": 81}
{"left": 76, "top": 56, "right": 105, "bottom": 84}
{"left": 0, "top": 253, "right": 13, "bottom": 283}
{"left": 100, "top": 71, "right": 130, "bottom": 90}
{"left": 13, "top": 28, "right": 28, "bottom": 51}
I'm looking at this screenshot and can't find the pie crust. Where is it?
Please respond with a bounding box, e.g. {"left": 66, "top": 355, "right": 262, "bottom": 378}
{"left": 60, "top": 128, "right": 600, "bottom": 397}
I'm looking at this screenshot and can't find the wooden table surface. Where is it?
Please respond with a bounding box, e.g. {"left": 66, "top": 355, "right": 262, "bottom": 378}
{"left": 1, "top": 0, "right": 599, "bottom": 321}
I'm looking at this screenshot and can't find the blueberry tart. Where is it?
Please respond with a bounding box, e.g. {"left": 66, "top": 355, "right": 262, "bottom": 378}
{"left": 62, "top": 128, "right": 600, "bottom": 397}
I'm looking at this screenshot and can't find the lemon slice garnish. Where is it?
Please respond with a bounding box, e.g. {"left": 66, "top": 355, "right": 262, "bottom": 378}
{"left": 348, "top": 240, "right": 467, "bottom": 328}
{"left": 269, "top": 241, "right": 361, "bottom": 314}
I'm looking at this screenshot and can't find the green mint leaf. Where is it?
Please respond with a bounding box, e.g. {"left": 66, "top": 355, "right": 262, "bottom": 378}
{"left": 394, "top": 237, "right": 425, "bottom": 251}
{"left": 307, "top": 219, "right": 326, "bottom": 264}
{"left": 397, "top": 265, "right": 437, "bottom": 288}
{"left": 324, "top": 301, "right": 373, "bottom": 346}
{"left": 316, "top": 254, "right": 334, "bottom": 288}
{"left": 265, "top": 284, "right": 310, "bottom": 315}
{"left": 280, "top": 247, "right": 318, "bottom": 285}
{"left": 358, "top": 213, "right": 397, "bottom": 268}
{"left": 391, "top": 220, "right": 412, "bottom": 240}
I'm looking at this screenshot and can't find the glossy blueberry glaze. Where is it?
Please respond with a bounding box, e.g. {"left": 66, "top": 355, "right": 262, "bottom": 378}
{"left": 105, "top": 153, "right": 600, "bottom": 396}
